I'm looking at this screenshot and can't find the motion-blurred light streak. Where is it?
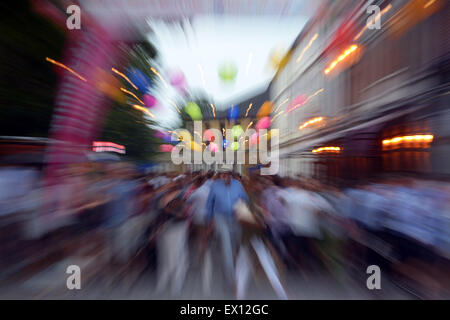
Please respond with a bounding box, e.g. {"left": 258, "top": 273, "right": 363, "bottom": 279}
{"left": 299, "top": 116, "right": 324, "bottom": 129}
{"left": 46, "top": 57, "right": 87, "bottom": 82}
{"left": 120, "top": 87, "right": 144, "bottom": 105}
{"left": 112, "top": 68, "right": 138, "bottom": 90}
{"left": 133, "top": 104, "right": 155, "bottom": 118}
{"left": 296, "top": 33, "right": 318, "bottom": 63}
{"left": 150, "top": 67, "right": 169, "bottom": 89}
{"left": 324, "top": 45, "right": 358, "bottom": 75}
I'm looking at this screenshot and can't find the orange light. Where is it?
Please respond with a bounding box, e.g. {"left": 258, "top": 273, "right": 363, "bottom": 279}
{"left": 246, "top": 121, "right": 253, "bottom": 131}
{"left": 324, "top": 45, "right": 358, "bottom": 75}
{"left": 245, "top": 103, "right": 253, "bottom": 117}
{"left": 424, "top": 0, "right": 436, "bottom": 9}
{"left": 274, "top": 98, "right": 289, "bottom": 113}
{"left": 271, "top": 111, "right": 284, "bottom": 122}
{"left": 46, "top": 57, "right": 87, "bottom": 82}
{"left": 296, "top": 33, "right": 319, "bottom": 64}
{"left": 120, "top": 87, "right": 144, "bottom": 105}
{"left": 287, "top": 89, "right": 324, "bottom": 113}
{"left": 382, "top": 134, "right": 434, "bottom": 145}
{"left": 132, "top": 104, "right": 155, "bottom": 118}
{"left": 312, "top": 146, "right": 341, "bottom": 153}
{"left": 299, "top": 116, "right": 324, "bottom": 130}
{"left": 167, "top": 99, "right": 182, "bottom": 114}
{"left": 210, "top": 103, "right": 216, "bottom": 118}
{"left": 112, "top": 68, "right": 139, "bottom": 90}
{"left": 150, "top": 67, "right": 169, "bottom": 89}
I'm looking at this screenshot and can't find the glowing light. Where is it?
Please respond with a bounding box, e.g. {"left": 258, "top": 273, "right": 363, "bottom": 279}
{"left": 354, "top": 5, "right": 392, "bottom": 41}
{"left": 299, "top": 116, "right": 324, "bottom": 130}
{"left": 120, "top": 88, "right": 144, "bottom": 105}
{"left": 312, "top": 146, "right": 341, "bottom": 153}
{"left": 111, "top": 68, "right": 138, "bottom": 90}
{"left": 132, "top": 104, "right": 155, "bottom": 118}
{"left": 46, "top": 57, "right": 87, "bottom": 82}
{"left": 245, "top": 103, "right": 253, "bottom": 117}
{"left": 210, "top": 103, "right": 216, "bottom": 118}
{"left": 382, "top": 134, "right": 434, "bottom": 145}
{"left": 271, "top": 111, "right": 284, "bottom": 122}
{"left": 424, "top": 0, "right": 436, "bottom": 9}
{"left": 93, "top": 141, "right": 125, "bottom": 154}
{"left": 274, "top": 98, "right": 289, "bottom": 113}
{"left": 246, "top": 121, "right": 254, "bottom": 131}
{"left": 150, "top": 67, "right": 169, "bottom": 89}
{"left": 324, "top": 45, "right": 358, "bottom": 75}
{"left": 296, "top": 33, "right": 318, "bottom": 64}
{"left": 167, "top": 98, "right": 182, "bottom": 114}
{"left": 287, "top": 89, "right": 323, "bottom": 113}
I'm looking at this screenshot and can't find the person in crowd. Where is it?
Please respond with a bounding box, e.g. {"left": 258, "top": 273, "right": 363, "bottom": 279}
{"left": 206, "top": 166, "right": 249, "bottom": 285}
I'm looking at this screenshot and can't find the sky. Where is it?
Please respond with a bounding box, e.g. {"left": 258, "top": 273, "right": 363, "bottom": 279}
{"left": 146, "top": 15, "right": 308, "bottom": 128}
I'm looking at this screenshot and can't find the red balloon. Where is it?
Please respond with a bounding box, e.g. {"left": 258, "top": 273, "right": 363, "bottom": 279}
{"left": 250, "top": 132, "right": 259, "bottom": 145}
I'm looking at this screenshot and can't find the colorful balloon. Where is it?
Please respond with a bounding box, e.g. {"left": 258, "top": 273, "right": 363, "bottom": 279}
{"left": 218, "top": 61, "right": 238, "bottom": 82}
{"left": 227, "top": 105, "right": 240, "bottom": 121}
{"left": 269, "top": 47, "right": 287, "bottom": 70}
{"left": 255, "top": 116, "right": 271, "bottom": 130}
{"left": 184, "top": 102, "right": 203, "bottom": 121}
{"left": 204, "top": 129, "right": 215, "bottom": 142}
{"left": 287, "top": 94, "right": 307, "bottom": 112}
{"left": 257, "top": 101, "right": 273, "bottom": 119}
{"left": 250, "top": 133, "right": 259, "bottom": 146}
{"left": 209, "top": 142, "right": 219, "bottom": 152}
{"left": 190, "top": 141, "right": 203, "bottom": 152}
{"left": 126, "top": 68, "right": 151, "bottom": 92}
{"left": 231, "top": 141, "right": 240, "bottom": 151}
{"left": 169, "top": 69, "right": 186, "bottom": 89}
{"left": 223, "top": 139, "right": 229, "bottom": 148}
{"left": 176, "top": 130, "right": 192, "bottom": 143}
{"left": 159, "top": 144, "right": 174, "bottom": 152}
{"left": 232, "top": 125, "right": 244, "bottom": 138}
{"left": 143, "top": 94, "right": 157, "bottom": 108}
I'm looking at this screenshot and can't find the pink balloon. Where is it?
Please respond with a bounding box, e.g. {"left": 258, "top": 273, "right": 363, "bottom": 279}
{"left": 287, "top": 94, "right": 307, "bottom": 112}
{"left": 169, "top": 70, "right": 186, "bottom": 89}
{"left": 159, "top": 144, "right": 174, "bottom": 152}
{"left": 143, "top": 94, "right": 157, "bottom": 108}
{"left": 209, "top": 142, "right": 219, "bottom": 152}
{"left": 255, "top": 116, "right": 271, "bottom": 130}
{"left": 250, "top": 133, "right": 259, "bottom": 146}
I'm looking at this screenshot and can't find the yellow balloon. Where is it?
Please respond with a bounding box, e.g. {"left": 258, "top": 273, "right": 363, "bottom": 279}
{"left": 269, "top": 47, "right": 286, "bottom": 69}
{"left": 257, "top": 101, "right": 273, "bottom": 119}
{"left": 176, "top": 130, "right": 192, "bottom": 143}
{"left": 190, "top": 141, "right": 203, "bottom": 152}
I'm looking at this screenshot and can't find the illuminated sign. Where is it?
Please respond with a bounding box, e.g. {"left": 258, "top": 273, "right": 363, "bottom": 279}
{"left": 92, "top": 141, "right": 126, "bottom": 154}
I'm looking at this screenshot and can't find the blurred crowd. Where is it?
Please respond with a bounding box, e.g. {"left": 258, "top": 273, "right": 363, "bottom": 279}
{"left": 0, "top": 163, "right": 450, "bottom": 299}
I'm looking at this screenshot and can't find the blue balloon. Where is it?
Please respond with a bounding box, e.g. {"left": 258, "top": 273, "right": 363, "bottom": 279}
{"left": 227, "top": 105, "right": 240, "bottom": 121}
{"left": 126, "top": 68, "right": 152, "bottom": 92}
{"left": 223, "top": 139, "right": 229, "bottom": 148}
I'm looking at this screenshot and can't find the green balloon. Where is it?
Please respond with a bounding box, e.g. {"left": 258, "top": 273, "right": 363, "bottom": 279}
{"left": 231, "top": 141, "right": 240, "bottom": 151}
{"left": 218, "top": 61, "right": 238, "bottom": 82}
{"left": 184, "top": 102, "right": 202, "bottom": 120}
{"left": 232, "top": 125, "right": 244, "bottom": 138}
